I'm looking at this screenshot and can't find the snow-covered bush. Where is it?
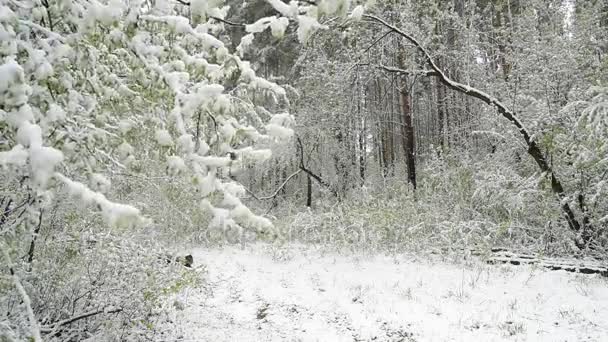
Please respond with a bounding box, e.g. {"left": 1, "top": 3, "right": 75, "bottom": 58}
{"left": 275, "top": 149, "right": 572, "bottom": 255}
{"left": 547, "top": 86, "right": 608, "bottom": 252}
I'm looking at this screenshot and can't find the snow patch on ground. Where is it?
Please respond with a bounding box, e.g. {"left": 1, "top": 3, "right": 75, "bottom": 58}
{"left": 175, "top": 245, "right": 608, "bottom": 341}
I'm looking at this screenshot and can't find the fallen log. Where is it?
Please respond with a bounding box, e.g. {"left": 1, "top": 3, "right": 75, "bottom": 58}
{"left": 487, "top": 251, "right": 607, "bottom": 277}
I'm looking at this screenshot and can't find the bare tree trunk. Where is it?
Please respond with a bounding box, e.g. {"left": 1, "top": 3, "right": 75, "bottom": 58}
{"left": 359, "top": 118, "right": 366, "bottom": 183}
{"left": 400, "top": 84, "right": 416, "bottom": 189}
{"left": 398, "top": 45, "right": 416, "bottom": 189}
{"left": 306, "top": 174, "right": 312, "bottom": 207}
{"left": 436, "top": 79, "right": 446, "bottom": 152}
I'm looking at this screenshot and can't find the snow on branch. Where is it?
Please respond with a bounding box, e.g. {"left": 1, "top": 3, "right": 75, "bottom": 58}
{"left": 363, "top": 14, "right": 589, "bottom": 244}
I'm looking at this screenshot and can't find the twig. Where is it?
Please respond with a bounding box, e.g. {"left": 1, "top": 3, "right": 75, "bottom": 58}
{"left": 1, "top": 248, "right": 42, "bottom": 341}
{"left": 0, "top": 198, "right": 13, "bottom": 228}
{"left": 41, "top": 0, "right": 54, "bottom": 32}
{"left": 18, "top": 20, "right": 64, "bottom": 42}
{"left": 40, "top": 307, "right": 123, "bottom": 336}
{"left": 210, "top": 16, "right": 246, "bottom": 28}
{"left": 175, "top": 0, "right": 245, "bottom": 27}
{"left": 296, "top": 137, "right": 337, "bottom": 195}
{"left": 244, "top": 169, "right": 302, "bottom": 201}
{"left": 377, "top": 64, "right": 437, "bottom": 77}
{"left": 363, "top": 30, "right": 393, "bottom": 53}
{"left": 195, "top": 111, "right": 202, "bottom": 152}
{"left": 26, "top": 209, "right": 43, "bottom": 264}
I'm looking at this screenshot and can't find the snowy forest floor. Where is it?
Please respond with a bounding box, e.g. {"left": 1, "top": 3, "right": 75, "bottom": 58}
{"left": 171, "top": 245, "right": 608, "bottom": 342}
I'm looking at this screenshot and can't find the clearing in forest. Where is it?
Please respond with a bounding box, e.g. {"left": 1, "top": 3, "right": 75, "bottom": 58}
{"left": 172, "top": 245, "right": 608, "bottom": 342}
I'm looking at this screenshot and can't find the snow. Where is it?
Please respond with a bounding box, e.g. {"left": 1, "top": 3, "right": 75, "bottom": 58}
{"left": 251, "top": 76, "right": 286, "bottom": 97}
{"left": 16, "top": 121, "right": 42, "bottom": 147}
{"left": 46, "top": 103, "right": 66, "bottom": 122}
{"left": 237, "top": 33, "right": 255, "bottom": 57}
{"left": 223, "top": 182, "right": 246, "bottom": 197}
{"left": 265, "top": 123, "right": 294, "bottom": 139}
{"left": 117, "top": 119, "right": 134, "bottom": 134}
{"left": 246, "top": 17, "right": 273, "bottom": 33}
{"left": 236, "top": 147, "right": 272, "bottom": 162}
{"left": 90, "top": 173, "right": 111, "bottom": 193}
{"left": 144, "top": 15, "right": 191, "bottom": 35}
{"left": 117, "top": 141, "right": 134, "bottom": 159}
{"left": 0, "top": 60, "right": 29, "bottom": 108}
{"left": 177, "top": 134, "right": 195, "bottom": 153}
{"left": 266, "top": 0, "right": 298, "bottom": 17}
{"left": 349, "top": 5, "right": 365, "bottom": 21}
{"left": 196, "top": 173, "right": 218, "bottom": 197}
{"left": 174, "top": 245, "right": 608, "bottom": 341}
{"left": 155, "top": 129, "right": 173, "bottom": 146}
{"left": 265, "top": 113, "right": 295, "bottom": 139}
{"left": 0, "top": 145, "right": 28, "bottom": 167}
{"left": 180, "top": 84, "right": 225, "bottom": 117}
{"left": 198, "top": 155, "right": 231, "bottom": 168}
{"left": 86, "top": 0, "right": 125, "bottom": 27}
{"left": 244, "top": 16, "right": 289, "bottom": 39}
{"left": 297, "top": 15, "right": 328, "bottom": 43}
{"left": 318, "top": 0, "right": 350, "bottom": 16}
{"left": 0, "top": 5, "right": 16, "bottom": 22}
{"left": 270, "top": 17, "right": 289, "bottom": 38}
{"left": 30, "top": 146, "right": 64, "bottom": 189}
{"left": 205, "top": 203, "right": 237, "bottom": 231}
{"left": 269, "top": 112, "right": 295, "bottom": 126}
{"left": 190, "top": 0, "right": 222, "bottom": 18}
{"left": 167, "top": 155, "right": 186, "bottom": 175}
{"left": 56, "top": 173, "right": 141, "bottom": 228}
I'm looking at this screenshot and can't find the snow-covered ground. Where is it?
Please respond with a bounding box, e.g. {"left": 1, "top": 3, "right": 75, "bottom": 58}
{"left": 174, "top": 245, "right": 608, "bottom": 341}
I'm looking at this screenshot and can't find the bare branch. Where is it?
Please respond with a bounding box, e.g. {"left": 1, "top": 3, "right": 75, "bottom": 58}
{"left": 244, "top": 169, "right": 303, "bottom": 201}
{"left": 175, "top": 0, "right": 245, "bottom": 27}
{"left": 296, "top": 137, "right": 337, "bottom": 195}
{"left": 377, "top": 64, "right": 437, "bottom": 77}
{"left": 40, "top": 307, "right": 123, "bottom": 336}
{"left": 363, "top": 30, "right": 393, "bottom": 53}
{"left": 2, "top": 248, "right": 42, "bottom": 341}
{"left": 210, "top": 16, "right": 246, "bottom": 28}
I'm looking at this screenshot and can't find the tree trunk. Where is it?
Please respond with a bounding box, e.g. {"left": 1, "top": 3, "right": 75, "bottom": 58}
{"left": 398, "top": 46, "right": 417, "bottom": 189}
{"left": 306, "top": 174, "right": 312, "bottom": 207}
{"left": 400, "top": 84, "right": 417, "bottom": 189}
{"left": 359, "top": 118, "right": 366, "bottom": 183}
{"left": 436, "top": 79, "right": 446, "bottom": 152}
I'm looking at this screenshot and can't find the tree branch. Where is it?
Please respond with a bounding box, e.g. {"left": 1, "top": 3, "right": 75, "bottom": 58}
{"left": 364, "top": 14, "right": 588, "bottom": 246}
{"left": 210, "top": 16, "right": 246, "bottom": 28}
{"left": 2, "top": 248, "right": 42, "bottom": 341}
{"left": 26, "top": 209, "right": 43, "bottom": 264}
{"left": 40, "top": 307, "right": 123, "bottom": 336}
{"left": 296, "top": 137, "right": 337, "bottom": 196}
{"left": 175, "top": 0, "right": 245, "bottom": 27}
{"left": 377, "top": 64, "right": 438, "bottom": 77}
{"left": 243, "top": 169, "right": 303, "bottom": 201}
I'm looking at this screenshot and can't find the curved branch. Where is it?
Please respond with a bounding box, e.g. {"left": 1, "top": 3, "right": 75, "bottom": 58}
{"left": 364, "top": 14, "right": 588, "bottom": 245}
{"left": 244, "top": 169, "right": 302, "bottom": 201}
{"left": 364, "top": 15, "right": 534, "bottom": 150}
